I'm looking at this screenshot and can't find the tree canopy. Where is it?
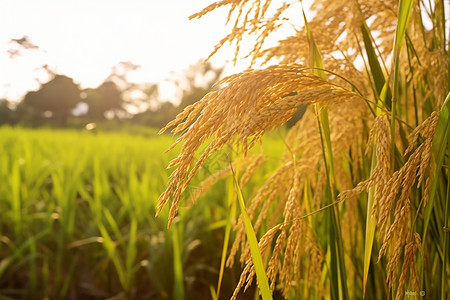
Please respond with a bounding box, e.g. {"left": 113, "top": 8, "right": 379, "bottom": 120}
{"left": 23, "top": 74, "right": 81, "bottom": 124}
{"left": 84, "top": 81, "right": 123, "bottom": 119}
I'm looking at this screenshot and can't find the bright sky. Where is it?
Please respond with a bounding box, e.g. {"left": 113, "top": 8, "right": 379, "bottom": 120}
{"left": 0, "top": 0, "right": 249, "bottom": 102}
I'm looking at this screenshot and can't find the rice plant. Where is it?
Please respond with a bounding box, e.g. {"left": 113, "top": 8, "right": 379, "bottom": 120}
{"left": 1, "top": 127, "right": 284, "bottom": 299}
{"left": 159, "top": 1, "right": 449, "bottom": 299}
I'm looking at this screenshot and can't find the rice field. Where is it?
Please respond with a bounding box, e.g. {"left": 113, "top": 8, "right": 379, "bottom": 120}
{"left": 0, "top": 126, "right": 284, "bottom": 299}
{"left": 1, "top": 0, "right": 449, "bottom": 299}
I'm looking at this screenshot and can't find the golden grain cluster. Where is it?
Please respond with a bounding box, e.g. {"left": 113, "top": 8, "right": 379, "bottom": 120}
{"left": 157, "top": 65, "right": 364, "bottom": 226}
{"left": 160, "top": 0, "right": 448, "bottom": 298}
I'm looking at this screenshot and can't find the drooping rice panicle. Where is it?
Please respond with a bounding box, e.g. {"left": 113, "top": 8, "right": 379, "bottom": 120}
{"left": 158, "top": 64, "right": 364, "bottom": 226}
{"left": 160, "top": 0, "right": 450, "bottom": 298}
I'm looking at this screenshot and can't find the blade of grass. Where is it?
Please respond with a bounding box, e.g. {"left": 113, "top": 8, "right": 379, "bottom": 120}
{"left": 216, "top": 174, "right": 236, "bottom": 299}
{"left": 29, "top": 235, "right": 37, "bottom": 297}
{"left": 442, "top": 161, "right": 449, "bottom": 300}
{"left": 98, "top": 223, "right": 127, "bottom": 290}
{"left": 361, "top": 21, "right": 386, "bottom": 97}
{"left": 0, "top": 230, "right": 48, "bottom": 279}
{"left": 302, "top": 5, "right": 349, "bottom": 298}
{"left": 126, "top": 218, "right": 138, "bottom": 294}
{"left": 172, "top": 223, "right": 185, "bottom": 300}
{"left": 391, "top": 0, "right": 414, "bottom": 169}
{"left": 10, "top": 162, "right": 22, "bottom": 238}
{"left": 103, "top": 208, "right": 124, "bottom": 246}
{"left": 423, "top": 93, "right": 450, "bottom": 241}
{"left": 230, "top": 163, "right": 272, "bottom": 300}
{"left": 363, "top": 147, "right": 378, "bottom": 298}
{"left": 210, "top": 285, "right": 218, "bottom": 300}
{"left": 363, "top": 83, "right": 390, "bottom": 297}
{"left": 60, "top": 254, "right": 78, "bottom": 297}
{"left": 421, "top": 93, "right": 450, "bottom": 293}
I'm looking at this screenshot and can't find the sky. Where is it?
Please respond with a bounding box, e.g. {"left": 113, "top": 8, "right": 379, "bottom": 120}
{"left": 3, "top": 1, "right": 446, "bottom": 106}
{"left": 0, "top": 0, "right": 251, "bottom": 102}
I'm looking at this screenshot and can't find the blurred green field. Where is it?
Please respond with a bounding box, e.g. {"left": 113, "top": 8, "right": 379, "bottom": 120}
{"left": 0, "top": 126, "right": 285, "bottom": 300}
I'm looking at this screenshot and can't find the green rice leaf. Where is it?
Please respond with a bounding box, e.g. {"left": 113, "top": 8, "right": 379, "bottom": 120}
{"left": 0, "top": 230, "right": 48, "bottom": 279}
{"left": 231, "top": 167, "right": 272, "bottom": 300}
{"left": 303, "top": 6, "right": 349, "bottom": 298}
{"left": 172, "top": 223, "right": 185, "bottom": 300}
{"left": 126, "top": 218, "right": 138, "bottom": 290}
{"left": 98, "top": 223, "right": 127, "bottom": 290}
{"left": 391, "top": 0, "right": 414, "bottom": 167}
{"left": 361, "top": 22, "right": 386, "bottom": 96}
{"left": 216, "top": 176, "right": 236, "bottom": 299}
{"left": 363, "top": 82, "right": 390, "bottom": 297}
{"left": 395, "top": 0, "right": 414, "bottom": 52}
{"left": 363, "top": 147, "right": 378, "bottom": 298}
{"left": 423, "top": 93, "right": 450, "bottom": 241}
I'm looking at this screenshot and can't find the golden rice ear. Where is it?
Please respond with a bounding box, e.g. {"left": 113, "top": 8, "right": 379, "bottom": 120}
{"left": 190, "top": 0, "right": 293, "bottom": 66}
{"left": 394, "top": 233, "right": 421, "bottom": 300}
{"left": 188, "top": 0, "right": 235, "bottom": 21}
{"left": 186, "top": 153, "right": 265, "bottom": 205}
{"left": 158, "top": 64, "right": 365, "bottom": 226}
{"left": 368, "top": 112, "right": 439, "bottom": 297}
{"left": 173, "top": 0, "right": 448, "bottom": 298}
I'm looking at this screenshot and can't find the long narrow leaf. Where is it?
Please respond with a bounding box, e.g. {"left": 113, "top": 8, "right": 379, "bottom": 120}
{"left": 363, "top": 147, "right": 378, "bottom": 298}
{"left": 172, "top": 223, "right": 185, "bottom": 300}
{"left": 442, "top": 163, "right": 450, "bottom": 300}
{"left": 303, "top": 6, "right": 349, "bottom": 298}
{"left": 361, "top": 22, "right": 386, "bottom": 96}
{"left": 0, "top": 230, "right": 48, "bottom": 279}
{"left": 363, "top": 82, "right": 390, "bottom": 297}
{"left": 391, "top": 0, "right": 414, "bottom": 167}
{"left": 395, "top": 0, "right": 415, "bottom": 51}
{"left": 423, "top": 93, "right": 450, "bottom": 241}
{"left": 231, "top": 166, "right": 272, "bottom": 300}
{"left": 216, "top": 175, "right": 236, "bottom": 299}
{"left": 98, "top": 224, "right": 127, "bottom": 290}
{"left": 126, "top": 218, "right": 138, "bottom": 292}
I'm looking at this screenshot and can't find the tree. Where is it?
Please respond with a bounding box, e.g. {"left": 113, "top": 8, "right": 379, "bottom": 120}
{"left": 131, "top": 61, "right": 222, "bottom": 128}
{"left": 105, "top": 61, "right": 140, "bottom": 91}
{"left": 175, "top": 61, "right": 223, "bottom": 113}
{"left": 123, "top": 82, "right": 160, "bottom": 115}
{"left": 0, "top": 100, "right": 15, "bottom": 125}
{"left": 84, "top": 81, "right": 123, "bottom": 119}
{"left": 132, "top": 101, "right": 176, "bottom": 128}
{"left": 23, "top": 75, "right": 81, "bottom": 125}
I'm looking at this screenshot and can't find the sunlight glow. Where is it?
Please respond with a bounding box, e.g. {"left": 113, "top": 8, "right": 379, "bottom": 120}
{"left": 0, "top": 0, "right": 233, "bottom": 101}
{"left": 0, "top": 0, "right": 307, "bottom": 103}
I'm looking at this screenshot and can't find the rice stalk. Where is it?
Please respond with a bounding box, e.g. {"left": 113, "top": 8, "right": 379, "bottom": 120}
{"left": 390, "top": 0, "right": 414, "bottom": 170}
{"left": 423, "top": 93, "right": 450, "bottom": 240}
{"left": 230, "top": 159, "right": 272, "bottom": 300}
{"left": 303, "top": 6, "right": 348, "bottom": 297}
{"left": 216, "top": 162, "right": 236, "bottom": 299}
{"left": 172, "top": 223, "right": 185, "bottom": 300}
{"left": 157, "top": 64, "right": 363, "bottom": 227}
{"left": 159, "top": 0, "right": 450, "bottom": 298}
{"left": 442, "top": 163, "right": 450, "bottom": 300}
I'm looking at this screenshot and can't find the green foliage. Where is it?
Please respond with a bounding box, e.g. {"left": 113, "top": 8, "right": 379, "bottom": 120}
{"left": 232, "top": 168, "right": 273, "bottom": 300}
{"left": 158, "top": 1, "right": 449, "bottom": 299}
{"left": 0, "top": 127, "right": 281, "bottom": 299}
